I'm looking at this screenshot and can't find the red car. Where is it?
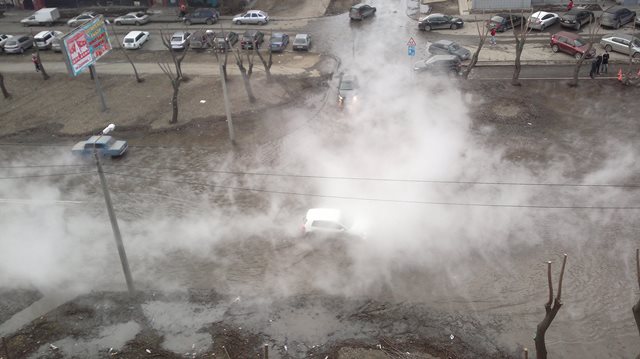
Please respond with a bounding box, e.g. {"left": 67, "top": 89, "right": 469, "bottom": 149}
{"left": 550, "top": 31, "right": 596, "bottom": 60}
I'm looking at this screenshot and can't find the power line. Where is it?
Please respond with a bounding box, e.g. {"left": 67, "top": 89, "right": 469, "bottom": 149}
{"left": 0, "top": 164, "right": 92, "bottom": 169}
{"left": 0, "top": 172, "right": 95, "bottom": 180}
{"left": 103, "top": 172, "right": 640, "bottom": 210}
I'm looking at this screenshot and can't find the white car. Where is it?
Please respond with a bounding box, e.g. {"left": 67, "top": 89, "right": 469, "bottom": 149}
{"left": 34, "top": 30, "right": 62, "bottom": 50}
{"left": 292, "top": 33, "right": 311, "bottom": 51}
{"left": 170, "top": 31, "right": 191, "bottom": 50}
{"left": 528, "top": 11, "right": 559, "bottom": 31}
{"left": 302, "top": 208, "right": 366, "bottom": 238}
{"left": 122, "top": 31, "right": 150, "bottom": 49}
{"left": 232, "top": 10, "right": 269, "bottom": 25}
{"left": 0, "top": 34, "right": 12, "bottom": 51}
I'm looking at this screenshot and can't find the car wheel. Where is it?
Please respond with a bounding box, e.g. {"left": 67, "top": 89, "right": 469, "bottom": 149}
{"left": 424, "top": 25, "right": 431, "bottom": 31}
{"left": 615, "top": 21, "right": 620, "bottom": 29}
{"left": 19, "top": 47, "right": 24, "bottom": 54}
{"left": 574, "top": 52, "right": 582, "bottom": 60}
{"left": 206, "top": 18, "right": 212, "bottom": 25}
{"left": 259, "top": 20, "right": 266, "bottom": 25}
{"left": 540, "top": 24, "right": 545, "bottom": 31}
{"left": 576, "top": 22, "right": 581, "bottom": 30}
{"left": 450, "top": 23, "right": 458, "bottom": 30}
{"left": 115, "top": 21, "right": 121, "bottom": 25}
{"left": 633, "top": 52, "right": 640, "bottom": 59}
{"left": 185, "top": 19, "right": 192, "bottom": 25}
{"left": 135, "top": 21, "right": 141, "bottom": 26}
{"left": 605, "top": 44, "right": 612, "bottom": 52}
{"left": 552, "top": 44, "right": 559, "bottom": 53}
{"left": 235, "top": 20, "right": 241, "bottom": 25}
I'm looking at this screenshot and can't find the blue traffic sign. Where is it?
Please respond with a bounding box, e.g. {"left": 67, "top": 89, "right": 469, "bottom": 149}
{"left": 408, "top": 46, "right": 416, "bottom": 56}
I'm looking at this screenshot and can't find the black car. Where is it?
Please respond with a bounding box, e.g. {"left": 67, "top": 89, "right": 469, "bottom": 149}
{"left": 428, "top": 40, "right": 471, "bottom": 60}
{"left": 560, "top": 9, "right": 594, "bottom": 30}
{"left": 418, "top": 13, "right": 464, "bottom": 31}
{"left": 214, "top": 31, "right": 238, "bottom": 52}
{"left": 413, "top": 54, "right": 461, "bottom": 75}
{"left": 189, "top": 30, "right": 216, "bottom": 50}
{"left": 487, "top": 13, "right": 524, "bottom": 32}
{"left": 600, "top": 6, "right": 636, "bottom": 29}
{"left": 269, "top": 32, "right": 289, "bottom": 52}
{"left": 240, "top": 30, "right": 264, "bottom": 50}
{"left": 349, "top": 4, "right": 376, "bottom": 20}
{"left": 184, "top": 8, "right": 219, "bottom": 25}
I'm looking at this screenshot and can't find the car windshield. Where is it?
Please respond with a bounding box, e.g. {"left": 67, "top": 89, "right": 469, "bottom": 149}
{"left": 124, "top": 38, "right": 134, "bottom": 43}
{"left": 271, "top": 35, "right": 283, "bottom": 42}
{"left": 633, "top": 39, "right": 640, "bottom": 47}
{"left": 491, "top": 16, "right": 504, "bottom": 22}
{"left": 443, "top": 15, "right": 452, "bottom": 21}
{"left": 171, "top": 36, "right": 183, "bottom": 42}
{"left": 574, "top": 38, "right": 585, "bottom": 47}
{"left": 340, "top": 80, "right": 354, "bottom": 90}
{"left": 6, "top": 40, "right": 17, "bottom": 45}
{"left": 294, "top": 37, "right": 306, "bottom": 44}
{"left": 448, "top": 43, "right": 460, "bottom": 51}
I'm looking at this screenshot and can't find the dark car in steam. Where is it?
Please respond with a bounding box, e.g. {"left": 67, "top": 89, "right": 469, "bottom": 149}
{"left": 269, "top": 32, "right": 289, "bottom": 52}
{"left": 487, "top": 13, "right": 524, "bottom": 32}
{"left": 418, "top": 13, "right": 464, "bottom": 31}
{"left": 338, "top": 72, "right": 358, "bottom": 107}
{"left": 428, "top": 39, "right": 470, "bottom": 60}
{"left": 72, "top": 135, "right": 128, "bottom": 157}
{"left": 214, "top": 31, "right": 238, "bottom": 52}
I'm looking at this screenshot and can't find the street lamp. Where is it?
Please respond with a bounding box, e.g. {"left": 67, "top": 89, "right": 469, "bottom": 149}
{"left": 93, "top": 124, "right": 135, "bottom": 296}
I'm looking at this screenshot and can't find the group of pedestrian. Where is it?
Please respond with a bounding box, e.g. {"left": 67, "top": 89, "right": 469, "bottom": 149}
{"left": 589, "top": 50, "right": 610, "bottom": 79}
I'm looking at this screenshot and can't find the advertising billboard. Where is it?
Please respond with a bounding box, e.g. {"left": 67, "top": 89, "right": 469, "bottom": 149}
{"left": 61, "top": 15, "right": 112, "bottom": 77}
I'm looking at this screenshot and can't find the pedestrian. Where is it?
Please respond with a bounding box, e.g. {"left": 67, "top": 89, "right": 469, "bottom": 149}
{"left": 595, "top": 54, "right": 602, "bottom": 75}
{"left": 178, "top": 3, "right": 187, "bottom": 18}
{"left": 567, "top": 0, "right": 574, "bottom": 11}
{"left": 589, "top": 57, "right": 598, "bottom": 79}
{"left": 31, "top": 53, "right": 40, "bottom": 72}
{"left": 601, "top": 50, "right": 609, "bottom": 74}
{"left": 490, "top": 27, "right": 497, "bottom": 46}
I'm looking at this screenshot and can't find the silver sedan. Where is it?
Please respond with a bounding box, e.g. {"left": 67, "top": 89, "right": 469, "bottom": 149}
{"left": 113, "top": 12, "right": 150, "bottom": 26}
{"left": 600, "top": 33, "right": 640, "bottom": 58}
{"left": 528, "top": 11, "right": 559, "bottom": 31}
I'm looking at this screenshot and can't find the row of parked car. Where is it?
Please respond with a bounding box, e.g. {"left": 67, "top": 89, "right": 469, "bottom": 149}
{"left": 419, "top": 5, "right": 639, "bottom": 33}
{"left": 0, "top": 30, "right": 63, "bottom": 53}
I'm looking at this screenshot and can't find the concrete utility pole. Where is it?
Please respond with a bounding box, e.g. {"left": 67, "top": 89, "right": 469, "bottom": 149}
{"left": 94, "top": 124, "right": 135, "bottom": 295}
{"left": 219, "top": 60, "right": 235, "bottom": 144}
{"left": 89, "top": 64, "right": 108, "bottom": 112}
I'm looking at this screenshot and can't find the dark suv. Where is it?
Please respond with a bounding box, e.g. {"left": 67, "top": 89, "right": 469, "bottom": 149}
{"left": 184, "top": 8, "right": 219, "bottom": 25}
{"left": 600, "top": 6, "right": 635, "bottom": 29}
{"left": 413, "top": 54, "right": 461, "bottom": 75}
{"left": 241, "top": 30, "right": 264, "bottom": 50}
{"left": 560, "top": 9, "right": 594, "bottom": 30}
{"left": 550, "top": 31, "right": 595, "bottom": 59}
{"left": 349, "top": 4, "right": 376, "bottom": 20}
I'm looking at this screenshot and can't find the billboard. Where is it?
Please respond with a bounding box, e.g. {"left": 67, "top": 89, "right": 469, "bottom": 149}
{"left": 61, "top": 15, "right": 112, "bottom": 77}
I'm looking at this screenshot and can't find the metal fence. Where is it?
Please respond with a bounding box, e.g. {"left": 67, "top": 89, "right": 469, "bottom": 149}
{"left": 472, "top": 0, "right": 603, "bottom": 10}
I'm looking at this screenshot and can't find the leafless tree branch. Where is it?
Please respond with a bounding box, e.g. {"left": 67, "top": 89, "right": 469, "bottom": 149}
{"left": 511, "top": 10, "right": 535, "bottom": 86}
{"left": 463, "top": 15, "right": 489, "bottom": 80}
{"left": 233, "top": 48, "right": 256, "bottom": 102}
{"left": 0, "top": 72, "right": 10, "bottom": 99}
{"left": 109, "top": 23, "right": 143, "bottom": 82}
{"left": 30, "top": 29, "right": 49, "bottom": 81}
{"left": 569, "top": 16, "right": 600, "bottom": 87}
{"left": 535, "top": 253, "right": 568, "bottom": 359}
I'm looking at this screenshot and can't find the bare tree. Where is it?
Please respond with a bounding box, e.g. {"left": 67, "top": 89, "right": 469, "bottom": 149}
{"left": 30, "top": 30, "right": 49, "bottom": 81}
{"left": 511, "top": 11, "right": 535, "bottom": 86}
{"left": 158, "top": 30, "right": 189, "bottom": 124}
{"left": 160, "top": 30, "right": 188, "bottom": 80}
{"left": 233, "top": 47, "right": 256, "bottom": 103}
{"left": 109, "top": 23, "right": 143, "bottom": 82}
{"left": 633, "top": 248, "right": 640, "bottom": 359}
{"left": 462, "top": 15, "right": 490, "bottom": 80}
{"left": 254, "top": 31, "right": 274, "bottom": 82}
{"left": 534, "top": 253, "right": 568, "bottom": 359}
{"left": 0, "top": 72, "right": 10, "bottom": 99}
{"left": 568, "top": 16, "right": 600, "bottom": 87}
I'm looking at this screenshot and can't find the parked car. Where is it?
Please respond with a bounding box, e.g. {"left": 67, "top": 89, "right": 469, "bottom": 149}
{"left": 349, "top": 3, "right": 376, "bottom": 20}
{"left": 600, "top": 6, "right": 635, "bottom": 29}
{"left": 560, "top": 9, "right": 594, "bottom": 30}
{"left": 51, "top": 32, "right": 64, "bottom": 52}
{"left": 269, "top": 32, "right": 289, "bottom": 52}
{"left": 72, "top": 135, "right": 128, "bottom": 157}
{"left": 189, "top": 30, "right": 215, "bottom": 50}
{"left": 413, "top": 54, "right": 461, "bottom": 74}
{"left": 302, "top": 208, "right": 365, "bottom": 238}
{"left": 34, "top": 30, "right": 61, "bottom": 49}
{"left": 487, "top": 13, "right": 524, "bottom": 32}
{"left": 213, "top": 31, "right": 238, "bottom": 52}
{"left": 240, "top": 30, "right": 264, "bottom": 49}
{"left": 528, "top": 11, "right": 559, "bottom": 31}
{"left": 67, "top": 11, "right": 98, "bottom": 27}
{"left": 418, "top": 13, "right": 464, "bottom": 31}
{"left": 0, "top": 34, "right": 12, "bottom": 51}
{"left": 20, "top": 8, "right": 60, "bottom": 26}
{"left": 114, "top": 12, "right": 150, "bottom": 26}
{"left": 550, "top": 31, "right": 595, "bottom": 59}
{"left": 232, "top": 10, "right": 269, "bottom": 25}
{"left": 183, "top": 8, "right": 218, "bottom": 25}
{"left": 600, "top": 33, "right": 640, "bottom": 58}
{"left": 122, "top": 31, "right": 150, "bottom": 49}
{"left": 428, "top": 39, "right": 470, "bottom": 60}
{"left": 170, "top": 31, "right": 191, "bottom": 50}
{"left": 292, "top": 33, "right": 311, "bottom": 51}
{"left": 3, "top": 34, "right": 33, "bottom": 54}
{"left": 338, "top": 73, "right": 358, "bottom": 107}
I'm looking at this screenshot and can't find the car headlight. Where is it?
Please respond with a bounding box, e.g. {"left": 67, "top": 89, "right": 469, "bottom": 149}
{"left": 352, "top": 95, "right": 358, "bottom": 102}
{"left": 338, "top": 95, "right": 344, "bottom": 103}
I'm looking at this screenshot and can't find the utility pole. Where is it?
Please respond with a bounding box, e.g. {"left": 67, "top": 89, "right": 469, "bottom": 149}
{"left": 89, "top": 64, "right": 108, "bottom": 112}
{"left": 94, "top": 124, "right": 135, "bottom": 296}
{"left": 218, "top": 60, "right": 235, "bottom": 144}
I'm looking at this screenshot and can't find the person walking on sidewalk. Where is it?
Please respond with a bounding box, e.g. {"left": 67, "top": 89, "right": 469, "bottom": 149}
{"left": 567, "top": 0, "right": 574, "bottom": 11}
{"left": 489, "top": 27, "right": 497, "bottom": 46}
{"left": 601, "top": 50, "right": 609, "bottom": 74}
{"left": 595, "top": 54, "right": 603, "bottom": 75}
{"left": 590, "top": 57, "right": 598, "bottom": 79}
{"left": 31, "top": 53, "right": 40, "bottom": 72}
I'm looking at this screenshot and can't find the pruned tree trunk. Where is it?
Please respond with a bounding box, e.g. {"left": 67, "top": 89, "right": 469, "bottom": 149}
{"left": 463, "top": 16, "right": 489, "bottom": 80}
{"left": 222, "top": 50, "right": 229, "bottom": 80}
{"left": 170, "top": 78, "right": 181, "bottom": 124}
{"left": 235, "top": 49, "right": 256, "bottom": 103}
{"left": 633, "top": 248, "right": 640, "bottom": 342}
{"left": 512, "top": 39, "right": 524, "bottom": 86}
{"left": 34, "top": 45, "right": 49, "bottom": 80}
{"left": 110, "top": 23, "right": 143, "bottom": 82}
{"left": 0, "top": 72, "right": 10, "bottom": 99}
{"left": 569, "top": 18, "right": 599, "bottom": 87}
{"left": 255, "top": 47, "right": 273, "bottom": 82}
{"left": 534, "top": 254, "right": 568, "bottom": 359}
